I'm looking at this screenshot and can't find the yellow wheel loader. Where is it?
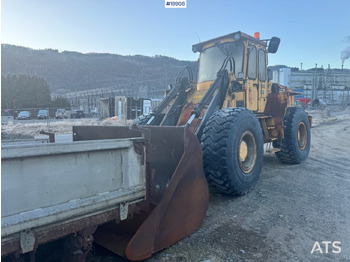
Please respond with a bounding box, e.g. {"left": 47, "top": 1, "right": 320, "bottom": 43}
{"left": 73, "top": 31, "right": 311, "bottom": 260}
{"left": 136, "top": 31, "right": 311, "bottom": 194}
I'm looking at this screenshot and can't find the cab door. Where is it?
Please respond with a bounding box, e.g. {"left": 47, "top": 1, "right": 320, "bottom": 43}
{"left": 258, "top": 49, "right": 268, "bottom": 113}
{"left": 246, "top": 45, "right": 259, "bottom": 111}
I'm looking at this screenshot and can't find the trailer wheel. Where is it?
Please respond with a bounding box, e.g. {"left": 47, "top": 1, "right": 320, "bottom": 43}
{"left": 201, "top": 108, "right": 263, "bottom": 195}
{"left": 134, "top": 114, "right": 152, "bottom": 125}
{"left": 274, "top": 107, "right": 311, "bottom": 164}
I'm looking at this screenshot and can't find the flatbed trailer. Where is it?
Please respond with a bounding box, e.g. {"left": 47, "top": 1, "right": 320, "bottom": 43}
{"left": 1, "top": 136, "right": 146, "bottom": 260}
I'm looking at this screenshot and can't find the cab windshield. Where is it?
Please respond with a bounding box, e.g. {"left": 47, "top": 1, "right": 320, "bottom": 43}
{"left": 197, "top": 41, "right": 244, "bottom": 83}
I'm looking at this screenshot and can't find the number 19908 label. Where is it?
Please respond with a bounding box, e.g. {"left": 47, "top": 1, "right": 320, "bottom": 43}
{"left": 165, "top": 0, "right": 187, "bottom": 8}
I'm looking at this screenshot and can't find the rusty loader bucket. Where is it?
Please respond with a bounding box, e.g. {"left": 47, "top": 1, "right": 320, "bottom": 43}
{"left": 73, "top": 125, "right": 209, "bottom": 261}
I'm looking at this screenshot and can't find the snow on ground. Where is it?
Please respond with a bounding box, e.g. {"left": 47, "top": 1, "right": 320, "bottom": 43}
{"left": 1, "top": 118, "right": 133, "bottom": 140}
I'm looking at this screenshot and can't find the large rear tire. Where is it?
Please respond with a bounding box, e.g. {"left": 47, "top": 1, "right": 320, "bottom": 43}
{"left": 274, "top": 107, "right": 311, "bottom": 164}
{"left": 201, "top": 108, "right": 263, "bottom": 195}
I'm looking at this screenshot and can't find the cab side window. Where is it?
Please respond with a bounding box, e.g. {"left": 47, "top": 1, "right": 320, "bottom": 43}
{"left": 247, "top": 46, "right": 257, "bottom": 79}
{"left": 259, "top": 49, "right": 266, "bottom": 81}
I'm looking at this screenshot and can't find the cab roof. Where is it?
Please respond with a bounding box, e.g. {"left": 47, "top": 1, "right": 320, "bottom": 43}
{"left": 192, "top": 31, "right": 267, "bottom": 53}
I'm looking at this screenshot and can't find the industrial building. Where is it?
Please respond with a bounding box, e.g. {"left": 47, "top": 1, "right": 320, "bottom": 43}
{"left": 272, "top": 66, "right": 350, "bottom": 106}
{"left": 63, "top": 88, "right": 161, "bottom": 120}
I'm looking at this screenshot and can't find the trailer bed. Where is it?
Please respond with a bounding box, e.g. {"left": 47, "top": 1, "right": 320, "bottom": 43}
{"left": 1, "top": 138, "right": 146, "bottom": 256}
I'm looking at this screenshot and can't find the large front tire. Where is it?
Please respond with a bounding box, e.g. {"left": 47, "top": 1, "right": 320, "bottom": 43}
{"left": 274, "top": 107, "right": 311, "bottom": 164}
{"left": 201, "top": 108, "right": 264, "bottom": 196}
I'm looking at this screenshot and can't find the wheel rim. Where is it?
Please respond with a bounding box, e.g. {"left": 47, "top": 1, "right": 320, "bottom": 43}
{"left": 297, "top": 122, "right": 307, "bottom": 150}
{"left": 238, "top": 130, "right": 257, "bottom": 174}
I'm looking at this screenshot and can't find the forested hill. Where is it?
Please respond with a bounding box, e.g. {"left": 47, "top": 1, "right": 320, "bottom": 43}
{"left": 1, "top": 44, "right": 198, "bottom": 97}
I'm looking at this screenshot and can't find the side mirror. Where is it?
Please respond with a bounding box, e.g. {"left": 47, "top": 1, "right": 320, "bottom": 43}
{"left": 268, "top": 37, "right": 280, "bottom": 54}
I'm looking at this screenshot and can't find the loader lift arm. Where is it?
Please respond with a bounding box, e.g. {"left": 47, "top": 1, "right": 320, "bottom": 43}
{"left": 144, "top": 66, "right": 194, "bottom": 126}
{"left": 140, "top": 58, "right": 233, "bottom": 135}
{"left": 187, "top": 57, "right": 234, "bottom": 138}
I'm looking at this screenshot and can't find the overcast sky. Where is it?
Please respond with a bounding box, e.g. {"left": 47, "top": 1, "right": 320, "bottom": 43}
{"left": 2, "top": 0, "right": 350, "bottom": 69}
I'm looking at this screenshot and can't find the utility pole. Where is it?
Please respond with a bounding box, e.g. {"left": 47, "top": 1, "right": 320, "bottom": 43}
{"left": 311, "top": 63, "right": 318, "bottom": 104}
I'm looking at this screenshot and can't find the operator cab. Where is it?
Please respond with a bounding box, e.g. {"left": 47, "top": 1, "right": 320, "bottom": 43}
{"left": 192, "top": 31, "right": 280, "bottom": 112}
{"left": 192, "top": 31, "right": 280, "bottom": 85}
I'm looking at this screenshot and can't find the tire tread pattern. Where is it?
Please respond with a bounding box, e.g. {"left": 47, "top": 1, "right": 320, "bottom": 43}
{"left": 201, "top": 108, "right": 262, "bottom": 195}
{"left": 274, "top": 107, "right": 310, "bottom": 164}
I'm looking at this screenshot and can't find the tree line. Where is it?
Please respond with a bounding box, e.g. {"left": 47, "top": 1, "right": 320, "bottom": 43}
{"left": 2, "top": 44, "right": 198, "bottom": 95}
{"left": 1, "top": 74, "right": 70, "bottom": 115}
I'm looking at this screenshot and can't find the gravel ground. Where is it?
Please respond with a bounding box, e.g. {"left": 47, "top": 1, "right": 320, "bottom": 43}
{"left": 2, "top": 108, "right": 350, "bottom": 262}
{"left": 88, "top": 108, "right": 350, "bottom": 262}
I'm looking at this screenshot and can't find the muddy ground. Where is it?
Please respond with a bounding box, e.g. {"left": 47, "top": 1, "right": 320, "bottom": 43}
{"left": 2, "top": 108, "right": 350, "bottom": 262}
